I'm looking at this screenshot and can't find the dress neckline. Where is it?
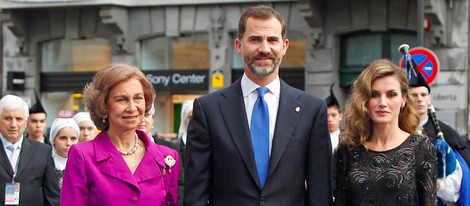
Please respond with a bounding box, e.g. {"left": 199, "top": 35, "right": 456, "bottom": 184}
{"left": 368, "top": 134, "right": 413, "bottom": 153}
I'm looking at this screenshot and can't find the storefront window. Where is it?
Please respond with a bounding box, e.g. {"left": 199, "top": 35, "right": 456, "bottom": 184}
{"left": 141, "top": 33, "right": 209, "bottom": 70}
{"left": 281, "top": 31, "right": 305, "bottom": 68}
{"left": 41, "top": 38, "right": 111, "bottom": 72}
{"left": 41, "top": 37, "right": 111, "bottom": 125}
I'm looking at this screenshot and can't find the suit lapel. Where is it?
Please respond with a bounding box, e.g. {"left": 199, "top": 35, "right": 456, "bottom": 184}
{"left": 0, "top": 140, "right": 13, "bottom": 175}
{"left": 219, "top": 80, "right": 260, "bottom": 187}
{"left": 268, "top": 81, "right": 302, "bottom": 176}
{"left": 16, "top": 138, "right": 33, "bottom": 177}
{"left": 133, "top": 130, "right": 164, "bottom": 183}
{"left": 94, "top": 131, "right": 139, "bottom": 188}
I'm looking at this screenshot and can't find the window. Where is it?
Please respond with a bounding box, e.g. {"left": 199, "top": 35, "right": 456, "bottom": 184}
{"left": 41, "top": 38, "right": 111, "bottom": 72}
{"left": 281, "top": 31, "right": 306, "bottom": 68}
{"left": 41, "top": 37, "right": 111, "bottom": 121}
{"left": 339, "top": 31, "right": 416, "bottom": 87}
{"left": 141, "top": 33, "right": 209, "bottom": 70}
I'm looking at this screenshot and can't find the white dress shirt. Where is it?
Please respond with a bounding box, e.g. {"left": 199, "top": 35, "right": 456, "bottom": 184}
{"left": 329, "top": 129, "right": 340, "bottom": 153}
{"left": 0, "top": 133, "right": 23, "bottom": 173}
{"left": 241, "top": 74, "right": 280, "bottom": 155}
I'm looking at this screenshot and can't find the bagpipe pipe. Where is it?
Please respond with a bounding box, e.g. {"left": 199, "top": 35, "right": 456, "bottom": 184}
{"left": 428, "top": 104, "right": 446, "bottom": 142}
{"left": 399, "top": 44, "right": 456, "bottom": 178}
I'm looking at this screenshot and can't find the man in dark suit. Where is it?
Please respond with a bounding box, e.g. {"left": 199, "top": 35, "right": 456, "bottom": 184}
{"left": 184, "top": 5, "right": 332, "bottom": 206}
{"left": 0, "top": 95, "right": 60, "bottom": 206}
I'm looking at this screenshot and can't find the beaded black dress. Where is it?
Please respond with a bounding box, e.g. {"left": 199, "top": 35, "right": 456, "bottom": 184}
{"left": 335, "top": 135, "right": 437, "bottom": 206}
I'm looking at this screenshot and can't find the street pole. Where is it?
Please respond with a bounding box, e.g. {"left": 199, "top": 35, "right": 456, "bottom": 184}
{"left": 417, "top": 0, "right": 424, "bottom": 46}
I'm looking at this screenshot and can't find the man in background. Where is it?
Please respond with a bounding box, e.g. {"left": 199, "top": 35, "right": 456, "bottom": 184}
{"left": 409, "top": 69, "right": 470, "bottom": 205}
{"left": 325, "top": 82, "right": 342, "bottom": 153}
{"left": 0, "top": 94, "right": 60, "bottom": 205}
{"left": 325, "top": 82, "right": 342, "bottom": 202}
{"left": 26, "top": 90, "right": 49, "bottom": 145}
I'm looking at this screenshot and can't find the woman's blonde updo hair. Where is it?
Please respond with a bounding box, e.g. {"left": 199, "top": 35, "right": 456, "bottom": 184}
{"left": 342, "top": 59, "right": 420, "bottom": 148}
{"left": 83, "top": 63, "right": 155, "bottom": 130}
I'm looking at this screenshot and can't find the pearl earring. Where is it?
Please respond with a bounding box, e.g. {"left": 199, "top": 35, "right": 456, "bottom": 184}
{"left": 103, "top": 115, "right": 108, "bottom": 123}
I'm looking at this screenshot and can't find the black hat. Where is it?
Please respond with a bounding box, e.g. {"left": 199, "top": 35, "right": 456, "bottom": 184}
{"left": 407, "top": 60, "right": 431, "bottom": 93}
{"left": 30, "top": 90, "right": 47, "bottom": 115}
{"left": 325, "top": 82, "right": 340, "bottom": 108}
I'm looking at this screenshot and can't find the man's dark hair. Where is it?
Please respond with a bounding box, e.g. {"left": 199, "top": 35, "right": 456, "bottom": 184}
{"left": 237, "top": 5, "right": 287, "bottom": 40}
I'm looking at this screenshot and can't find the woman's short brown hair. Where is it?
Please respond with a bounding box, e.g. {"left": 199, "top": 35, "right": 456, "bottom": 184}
{"left": 83, "top": 63, "right": 155, "bottom": 130}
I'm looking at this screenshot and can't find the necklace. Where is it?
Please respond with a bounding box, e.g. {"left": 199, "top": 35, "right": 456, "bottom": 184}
{"left": 117, "top": 133, "right": 139, "bottom": 155}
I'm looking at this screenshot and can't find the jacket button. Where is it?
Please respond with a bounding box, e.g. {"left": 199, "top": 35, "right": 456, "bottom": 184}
{"left": 259, "top": 198, "right": 265, "bottom": 205}
{"left": 129, "top": 196, "right": 138, "bottom": 204}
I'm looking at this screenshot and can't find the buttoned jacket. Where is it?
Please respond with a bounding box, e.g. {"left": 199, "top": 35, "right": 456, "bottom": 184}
{"left": 61, "top": 130, "right": 179, "bottom": 206}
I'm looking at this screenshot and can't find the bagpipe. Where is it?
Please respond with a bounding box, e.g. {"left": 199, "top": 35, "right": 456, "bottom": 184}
{"left": 399, "top": 44, "right": 456, "bottom": 178}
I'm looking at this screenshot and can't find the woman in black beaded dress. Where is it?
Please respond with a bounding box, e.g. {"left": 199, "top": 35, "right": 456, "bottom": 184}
{"left": 335, "top": 59, "right": 437, "bottom": 206}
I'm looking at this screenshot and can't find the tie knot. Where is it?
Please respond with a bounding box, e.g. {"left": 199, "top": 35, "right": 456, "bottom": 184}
{"left": 6, "top": 145, "right": 15, "bottom": 152}
{"left": 256, "top": 87, "right": 268, "bottom": 98}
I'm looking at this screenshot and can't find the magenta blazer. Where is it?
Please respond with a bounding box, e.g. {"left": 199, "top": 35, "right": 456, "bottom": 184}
{"left": 61, "top": 130, "right": 179, "bottom": 206}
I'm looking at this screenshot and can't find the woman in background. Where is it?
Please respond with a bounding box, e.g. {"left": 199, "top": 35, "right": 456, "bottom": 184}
{"left": 61, "top": 63, "right": 179, "bottom": 206}
{"left": 176, "top": 99, "right": 193, "bottom": 163}
{"left": 73, "top": 112, "right": 97, "bottom": 142}
{"left": 335, "top": 59, "right": 437, "bottom": 205}
{"left": 49, "top": 118, "right": 80, "bottom": 189}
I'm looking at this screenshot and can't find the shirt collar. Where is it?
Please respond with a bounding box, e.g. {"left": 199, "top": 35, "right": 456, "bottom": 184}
{"left": 0, "top": 133, "right": 23, "bottom": 150}
{"left": 330, "top": 129, "right": 341, "bottom": 137}
{"left": 241, "top": 73, "right": 280, "bottom": 98}
{"left": 419, "top": 117, "right": 429, "bottom": 128}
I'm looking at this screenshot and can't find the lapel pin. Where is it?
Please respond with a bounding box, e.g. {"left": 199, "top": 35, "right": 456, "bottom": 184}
{"left": 164, "top": 155, "right": 176, "bottom": 173}
{"left": 295, "top": 107, "right": 301, "bottom": 112}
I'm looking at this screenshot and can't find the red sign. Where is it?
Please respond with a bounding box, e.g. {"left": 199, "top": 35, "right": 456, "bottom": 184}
{"left": 424, "top": 17, "right": 430, "bottom": 30}
{"left": 400, "top": 47, "right": 440, "bottom": 85}
{"left": 57, "top": 110, "right": 73, "bottom": 118}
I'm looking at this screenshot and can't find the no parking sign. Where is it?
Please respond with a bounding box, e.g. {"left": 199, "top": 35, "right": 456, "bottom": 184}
{"left": 399, "top": 47, "right": 440, "bottom": 85}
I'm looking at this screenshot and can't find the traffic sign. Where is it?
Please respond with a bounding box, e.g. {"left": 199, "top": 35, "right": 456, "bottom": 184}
{"left": 400, "top": 47, "right": 440, "bottom": 85}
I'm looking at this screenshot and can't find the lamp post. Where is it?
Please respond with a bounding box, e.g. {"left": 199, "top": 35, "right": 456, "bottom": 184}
{"left": 417, "top": 0, "right": 424, "bottom": 46}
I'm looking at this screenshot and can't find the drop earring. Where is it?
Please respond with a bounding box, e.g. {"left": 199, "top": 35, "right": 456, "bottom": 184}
{"left": 103, "top": 115, "right": 108, "bottom": 123}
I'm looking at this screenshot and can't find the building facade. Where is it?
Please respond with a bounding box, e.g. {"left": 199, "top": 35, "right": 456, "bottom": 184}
{"left": 1, "top": 0, "right": 468, "bottom": 137}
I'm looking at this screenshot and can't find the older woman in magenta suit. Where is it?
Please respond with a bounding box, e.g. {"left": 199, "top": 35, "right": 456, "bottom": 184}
{"left": 61, "top": 63, "right": 179, "bottom": 206}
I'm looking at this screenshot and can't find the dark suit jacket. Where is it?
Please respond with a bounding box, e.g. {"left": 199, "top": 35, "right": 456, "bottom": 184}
{"left": 184, "top": 79, "right": 332, "bottom": 206}
{"left": 25, "top": 134, "right": 51, "bottom": 146}
{"left": 0, "top": 137, "right": 60, "bottom": 206}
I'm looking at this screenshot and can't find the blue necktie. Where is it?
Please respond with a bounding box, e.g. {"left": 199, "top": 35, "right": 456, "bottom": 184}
{"left": 250, "top": 87, "right": 269, "bottom": 189}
